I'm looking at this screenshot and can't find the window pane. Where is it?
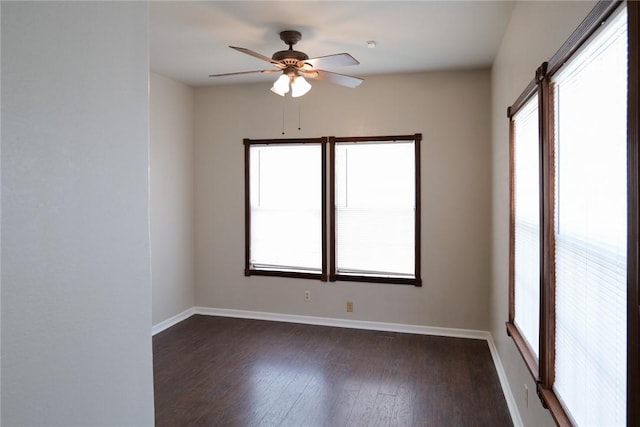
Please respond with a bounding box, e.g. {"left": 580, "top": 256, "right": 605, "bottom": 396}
{"left": 249, "top": 144, "right": 322, "bottom": 272}
{"left": 553, "top": 6, "right": 627, "bottom": 426}
{"left": 513, "top": 96, "right": 540, "bottom": 359}
{"left": 335, "top": 141, "right": 415, "bottom": 277}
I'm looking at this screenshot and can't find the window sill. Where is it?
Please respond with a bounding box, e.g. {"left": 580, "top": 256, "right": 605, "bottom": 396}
{"left": 245, "top": 268, "right": 326, "bottom": 281}
{"left": 505, "top": 322, "right": 539, "bottom": 380}
{"left": 331, "top": 273, "right": 421, "bottom": 287}
{"left": 537, "top": 385, "right": 573, "bottom": 427}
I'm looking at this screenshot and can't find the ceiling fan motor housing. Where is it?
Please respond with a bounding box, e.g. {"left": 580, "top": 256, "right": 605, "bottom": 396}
{"left": 272, "top": 50, "right": 308, "bottom": 63}
{"left": 272, "top": 30, "right": 309, "bottom": 64}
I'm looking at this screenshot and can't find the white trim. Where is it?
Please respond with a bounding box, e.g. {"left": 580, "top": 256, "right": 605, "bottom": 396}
{"left": 157, "top": 306, "right": 522, "bottom": 425}
{"left": 151, "top": 307, "right": 195, "bottom": 336}
{"left": 194, "top": 307, "right": 488, "bottom": 339}
{"left": 486, "top": 335, "right": 524, "bottom": 427}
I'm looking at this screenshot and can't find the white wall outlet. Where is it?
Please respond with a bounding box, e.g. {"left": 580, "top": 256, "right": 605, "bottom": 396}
{"left": 304, "top": 290, "right": 311, "bottom": 301}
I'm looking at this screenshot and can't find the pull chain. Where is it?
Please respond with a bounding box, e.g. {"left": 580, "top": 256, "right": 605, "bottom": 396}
{"left": 280, "top": 96, "right": 303, "bottom": 134}
{"left": 281, "top": 94, "right": 285, "bottom": 135}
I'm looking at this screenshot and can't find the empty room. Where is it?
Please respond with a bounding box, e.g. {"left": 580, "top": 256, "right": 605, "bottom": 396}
{"left": 2, "top": 1, "right": 638, "bottom": 426}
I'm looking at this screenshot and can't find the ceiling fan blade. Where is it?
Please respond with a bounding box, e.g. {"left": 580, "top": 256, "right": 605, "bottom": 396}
{"left": 209, "top": 69, "right": 281, "bottom": 78}
{"left": 305, "top": 53, "right": 359, "bottom": 69}
{"left": 230, "top": 46, "right": 284, "bottom": 67}
{"left": 304, "top": 69, "right": 363, "bottom": 88}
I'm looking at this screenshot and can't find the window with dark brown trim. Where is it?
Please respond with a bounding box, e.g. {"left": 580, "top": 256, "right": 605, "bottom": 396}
{"left": 329, "top": 135, "right": 422, "bottom": 286}
{"left": 506, "top": 1, "right": 639, "bottom": 426}
{"left": 507, "top": 91, "right": 541, "bottom": 379}
{"left": 244, "top": 138, "right": 327, "bottom": 281}
{"left": 244, "top": 134, "right": 421, "bottom": 286}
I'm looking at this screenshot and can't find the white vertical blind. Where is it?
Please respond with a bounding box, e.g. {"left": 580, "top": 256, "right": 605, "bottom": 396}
{"left": 249, "top": 144, "right": 322, "bottom": 272}
{"left": 334, "top": 141, "right": 415, "bottom": 277}
{"left": 513, "top": 96, "right": 541, "bottom": 359}
{"left": 552, "top": 6, "right": 627, "bottom": 426}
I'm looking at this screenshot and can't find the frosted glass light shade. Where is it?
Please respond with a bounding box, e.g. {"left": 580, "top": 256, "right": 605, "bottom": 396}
{"left": 271, "top": 74, "right": 290, "bottom": 96}
{"left": 291, "top": 76, "right": 311, "bottom": 97}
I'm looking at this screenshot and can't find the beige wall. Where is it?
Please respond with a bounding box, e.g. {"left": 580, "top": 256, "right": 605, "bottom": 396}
{"left": 490, "top": 1, "right": 596, "bottom": 426}
{"left": 150, "top": 73, "right": 196, "bottom": 325}
{"left": 194, "top": 70, "right": 492, "bottom": 330}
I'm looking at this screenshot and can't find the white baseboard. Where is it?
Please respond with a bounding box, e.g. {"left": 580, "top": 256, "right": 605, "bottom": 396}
{"left": 486, "top": 335, "right": 524, "bottom": 427}
{"left": 155, "top": 306, "right": 522, "bottom": 425}
{"left": 151, "top": 307, "right": 195, "bottom": 336}
{"left": 194, "top": 306, "right": 490, "bottom": 340}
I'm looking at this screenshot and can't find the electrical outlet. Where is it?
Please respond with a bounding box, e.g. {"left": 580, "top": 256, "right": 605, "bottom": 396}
{"left": 524, "top": 384, "right": 529, "bottom": 408}
{"left": 304, "top": 290, "right": 311, "bottom": 301}
{"left": 346, "top": 301, "right": 353, "bottom": 312}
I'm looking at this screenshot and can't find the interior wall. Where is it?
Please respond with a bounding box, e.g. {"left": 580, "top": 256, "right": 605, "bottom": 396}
{"left": 1, "top": 2, "right": 154, "bottom": 425}
{"left": 150, "top": 73, "right": 195, "bottom": 325}
{"left": 194, "top": 70, "right": 492, "bottom": 330}
{"left": 1, "top": 3, "right": 3, "bottom": 421}
{"left": 490, "top": 2, "right": 596, "bottom": 426}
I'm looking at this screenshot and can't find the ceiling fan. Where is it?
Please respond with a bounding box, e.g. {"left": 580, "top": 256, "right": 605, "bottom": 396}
{"left": 209, "top": 30, "right": 364, "bottom": 97}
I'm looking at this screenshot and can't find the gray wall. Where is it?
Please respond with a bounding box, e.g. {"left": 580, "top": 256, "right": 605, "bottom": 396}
{"left": 150, "top": 73, "right": 195, "bottom": 325}
{"left": 194, "top": 70, "right": 493, "bottom": 330}
{"left": 490, "top": 1, "right": 596, "bottom": 426}
{"left": 1, "top": 2, "right": 154, "bottom": 425}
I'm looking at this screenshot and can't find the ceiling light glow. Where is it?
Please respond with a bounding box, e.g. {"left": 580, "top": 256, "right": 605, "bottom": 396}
{"left": 291, "top": 76, "right": 312, "bottom": 97}
{"left": 270, "top": 74, "right": 290, "bottom": 96}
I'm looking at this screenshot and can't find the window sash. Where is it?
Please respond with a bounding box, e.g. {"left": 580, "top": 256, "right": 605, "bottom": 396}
{"left": 329, "top": 135, "right": 422, "bottom": 286}
{"left": 551, "top": 6, "right": 628, "bottom": 425}
{"left": 335, "top": 141, "right": 415, "bottom": 277}
{"left": 244, "top": 139, "right": 327, "bottom": 279}
{"left": 511, "top": 96, "right": 542, "bottom": 366}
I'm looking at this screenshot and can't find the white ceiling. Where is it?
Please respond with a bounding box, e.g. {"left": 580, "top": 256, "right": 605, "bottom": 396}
{"left": 150, "top": 1, "right": 515, "bottom": 88}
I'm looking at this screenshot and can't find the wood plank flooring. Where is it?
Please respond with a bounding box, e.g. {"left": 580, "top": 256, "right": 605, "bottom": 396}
{"left": 153, "top": 315, "right": 513, "bottom": 427}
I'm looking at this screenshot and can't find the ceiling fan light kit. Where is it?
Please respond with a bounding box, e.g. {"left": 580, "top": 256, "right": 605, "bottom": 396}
{"left": 210, "top": 30, "right": 363, "bottom": 97}
{"left": 270, "top": 74, "right": 290, "bottom": 96}
{"left": 290, "top": 76, "right": 312, "bottom": 97}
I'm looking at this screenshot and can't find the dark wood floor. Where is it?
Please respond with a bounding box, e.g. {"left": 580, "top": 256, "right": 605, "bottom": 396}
{"left": 153, "top": 315, "right": 513, "bottom": 427}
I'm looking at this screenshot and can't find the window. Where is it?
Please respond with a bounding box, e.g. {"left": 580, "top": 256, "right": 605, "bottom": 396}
{"left": 244, "top": 138, "right": 327, "bottom": 280}
{"left": 508, "top": 94, "right": 541, "bottom": 374}
{"left": 506, "top": 1, "right": 639, "bottom": 426}
{"left": 551, "top": 7, "right": 628, "bottom": 425}
{"left": 330, "top": 135, "right": 421, "bottom": 286}
{"left": 245, "top": 134, "right": 421, "bottom": 286}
